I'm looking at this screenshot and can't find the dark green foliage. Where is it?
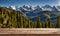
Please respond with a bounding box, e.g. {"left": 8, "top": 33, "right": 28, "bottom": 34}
{"left": 37, "top": 15, "right": 42, "bottom": 28}
{"left": 56, "top": 16, "right": 60, "bottom": 28}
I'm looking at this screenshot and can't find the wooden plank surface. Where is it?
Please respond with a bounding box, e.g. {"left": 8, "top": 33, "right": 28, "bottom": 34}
{"left": 0, "top": 34, "right": 24, "bottom": 36}
{"left": 0, "top": 28, "right": 60, "bottom": 34}
{"left": 25, "top": 34, "right": 60, "bottom": 36}
{"left": 0, "top": 34, "right": 60, "bottom": 36}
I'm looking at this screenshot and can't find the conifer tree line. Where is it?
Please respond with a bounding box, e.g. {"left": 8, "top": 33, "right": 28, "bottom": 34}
{"left": 0, "top": 7, "right": 60, "bottom": 28}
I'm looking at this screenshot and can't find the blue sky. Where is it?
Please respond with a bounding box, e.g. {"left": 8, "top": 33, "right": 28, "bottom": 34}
{"left": 0, "top": 0, "right": 60, "bottom": 6}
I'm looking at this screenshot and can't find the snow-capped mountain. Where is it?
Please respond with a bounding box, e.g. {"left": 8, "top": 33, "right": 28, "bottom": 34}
{"left": 23, "top": 5, "right": 37, "bottom": 11}
{"left": 9, "top": 6, "right": 18, "bottom": 10}
{"left": 56, "top": 6, "right": 60, "bottom": 12}
{"left": 8, "top": 5, "right": 60, "bottom": 12}
{"left": 8, "top": 5, "right": 60, "bottom": 19}
{"left": 52, "top": 6, "right": 59, "bottom": 12}
{"left": 8, "top": 5, "right": 60, "bottom": 24}
{"left": 41, "top": 5, "right": 52, "bottom": 11}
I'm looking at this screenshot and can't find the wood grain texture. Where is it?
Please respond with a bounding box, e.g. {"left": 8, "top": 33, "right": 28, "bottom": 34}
{"left": 0, "top": 34, "right": 24, "bottom": 36}
{"left": 25, "top": 34, "right": 60, "bottom": 36}
{"left": 0, "top": 28, "right": 60, "bottom": 34}
{"left": 0, "top": 34, "right": 60, "bottom": 36}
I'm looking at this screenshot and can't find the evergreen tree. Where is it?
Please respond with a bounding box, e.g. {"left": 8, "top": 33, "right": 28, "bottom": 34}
{"left": 49, "top": 21, "right": 55, "bottom": 28}
{"left": 45, "top": 19, "right": 51, "bottom": 28}
{"left": 33, "top": 21, "right": 37, "bottom": 28}
{"left": 41, "top": 22, "right": 45, "bottom": 28}
{"left": 56, "top": 16, "right": 60, "bottom": 28}
{"left": 27, "top": 19, "right": 31, "bottom": 28}
{"left": 45, "top": 18, "right": 54, "bottom": 28}
{"left": 37, "top": 15, "right": 42, "bottom": 28}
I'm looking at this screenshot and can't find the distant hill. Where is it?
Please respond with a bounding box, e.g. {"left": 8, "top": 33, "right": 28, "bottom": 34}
{"left": 0, "top": 7, "right": 36, "bottom": 28}
{"left": 0, "top": 7, "right": 60, "bottom": 28}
